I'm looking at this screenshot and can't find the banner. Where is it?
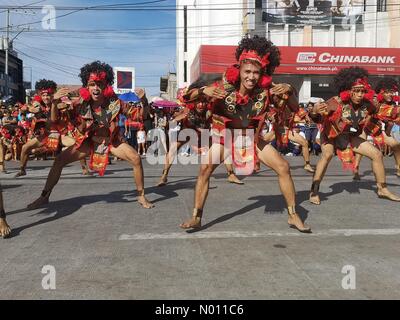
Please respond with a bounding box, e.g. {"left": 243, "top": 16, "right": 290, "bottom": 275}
{"left": 262, "top": 0, "right": 363, "bottom": 26}
{"left": 191, "top": 45, "right": 400, "bottom": 78}
{"left": 113, "top": 67, "right": 135, "bottom": 95}
{"left": 277, "top": 46, "right": 400, "bottom": 75}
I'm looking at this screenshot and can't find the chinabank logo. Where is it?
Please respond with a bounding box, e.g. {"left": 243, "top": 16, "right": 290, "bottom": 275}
{"left": 297, "top": 52, "right": 317, "bottom": 63}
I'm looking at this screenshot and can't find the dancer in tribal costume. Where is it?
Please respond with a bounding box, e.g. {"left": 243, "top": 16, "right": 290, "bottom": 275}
{"left": 27, "top": 61, "right": 153, "bottom": 210}
{"left": 14, "top": 79, "right": 57, "bottom": 177}
{"left": 353, "top": 77, "right": 400, "bottom": 180}
{"left": 156, "top": 75, "right": 243, "bottom": 187}
{"left": 262, "top": 102, "right": 315, "bottom": 173}
{"left": 0, "top": 124, "right": 16, "bottom": 173}
{"left": 179, "top": 35, "right": 311, "bottom": 233}
{"left": 0, "top": 183, "right": 11, "bottom": 238}
{"left": 309, "top": 67, "right": 400, "bottom": 205}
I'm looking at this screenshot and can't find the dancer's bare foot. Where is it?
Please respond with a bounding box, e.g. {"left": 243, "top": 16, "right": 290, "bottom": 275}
{"left": 81, "top": 168, "right": 92, "bottom": 176}
{"left": 227, "top": 173, "right": 244, "bottom": 185}
{"left": 0, "top": 218, "right": 11, "bottom": 238}
{"left": 180, "top": 209, "right": 202, "bottom": 229}
{"left": 377, "top": 186, "right": 400, "bottom": 202}
{"left": 137, "top": 195, "right": 154, "bottom": 209}
{"left": 396, "top": 166, "right": 400, "bottom": 178}
{"left": 287, "top": 207, "right": 311, "bottom": 233}
{"left": 179, "top": 216, "right": 201, "bottom": 229}
{"left": 156, "top": 175, "right": 168, "bottom": 187}
{"left": 353, "top": 171, "right": 361, "bottom": 181}
{"left": 0, "top": 163, "right": 6, "bottom": 173}
{"left": 14, "top": 169, "right": 26, "bottom": 178}
{"left": 309, "top": 192, "right": 321, "bottom": 205}
{"left": 304, "top": 163, "right": 315, "bottom": 173}
{"left": 27, "top": 195, "right": 49, "bottom": 210}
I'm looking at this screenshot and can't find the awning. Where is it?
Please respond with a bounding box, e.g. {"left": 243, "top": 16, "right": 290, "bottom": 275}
{"left": 191, "top": 45, "right": 400, "bottom": 82}
{"left": 152, "top": 100, "right": 179, "bottom": 108}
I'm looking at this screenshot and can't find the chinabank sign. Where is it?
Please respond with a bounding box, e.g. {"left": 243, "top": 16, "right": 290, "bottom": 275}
{"left": 297, "top": 52, "right": 396, "bottom": 64}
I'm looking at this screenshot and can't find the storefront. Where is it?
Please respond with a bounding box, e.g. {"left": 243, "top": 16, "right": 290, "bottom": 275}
{"left": 191, "top": 45, "right": 400, "bottom": 103}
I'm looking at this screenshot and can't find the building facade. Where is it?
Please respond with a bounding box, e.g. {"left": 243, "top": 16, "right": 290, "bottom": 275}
{"left": 177, "top": 0, "right": 400, "bottom": 102}
{"left": 160, "top": 72, "right": 178, "bottom": 101}
{"left": 0, "top": 49, "right": 24, "bottom": 103}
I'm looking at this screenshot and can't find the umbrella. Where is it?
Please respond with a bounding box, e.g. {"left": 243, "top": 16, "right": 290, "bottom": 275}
{"left": 151, "top": 96, "right": 164, "bottom": 103}
{"left": 152, "top": 99, "right": 179, "bottom": 108}
{"left": 118, "top": 91, "right": 140, "bottom": 102}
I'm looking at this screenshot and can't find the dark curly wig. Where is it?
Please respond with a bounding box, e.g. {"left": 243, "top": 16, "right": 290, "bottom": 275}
{"left": 333, "top": 67, "right": 369, "bottom": 94}
{"left": 375, "top": 77, "right": 398, "bottom": 93}
{"left": 235, "top": 34, "right": 280, "bottom": 76}
{"left": 79, "top": 61, "right": 114, "bottom": 87}
{"left": 35, "top": 79, "right": 57, "bottom": 91}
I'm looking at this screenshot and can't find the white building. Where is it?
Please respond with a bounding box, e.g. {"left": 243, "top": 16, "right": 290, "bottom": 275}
{"left": 176, "top": 0, "right": 245, "bottom": 87}
{"left": 176, "top": 0, "right": 400, "bottom": 102}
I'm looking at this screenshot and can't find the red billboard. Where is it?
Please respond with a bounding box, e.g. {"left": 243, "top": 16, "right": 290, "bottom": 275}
{"left": 191, "top": 45, "right": 400, "bottom": 81}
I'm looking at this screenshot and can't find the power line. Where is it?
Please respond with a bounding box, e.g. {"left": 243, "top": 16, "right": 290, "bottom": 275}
{"left": 3, "top": 4, "right": 399, "bottom": 10}
{"left": 15, "top": 48, "right": 78, "bottom": 76}
{"left": 5, "top": 14, "right": 400, "bottom": 38}
{"left": 15, "top": 41, "right": 174, "bottom": 65}
{"left": 0, "top": 0, "right": 170, "bottom": 30}
{"left": 0, "top": 0, "right": 46, "bottom": 14}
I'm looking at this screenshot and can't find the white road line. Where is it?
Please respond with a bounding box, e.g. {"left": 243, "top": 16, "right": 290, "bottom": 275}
{"left": 118, "top": 228, "right": 400, "bottom": 240}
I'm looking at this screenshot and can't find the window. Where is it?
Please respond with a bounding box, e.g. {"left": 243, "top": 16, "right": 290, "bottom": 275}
{"left": 184, "top": 6, "right": 187, "bottom": 53}
{"left": 183, "top": 61, "right": 187, "bottom": 83}
{"left": 377, "top": 0, "right": 387, "bottom": 12}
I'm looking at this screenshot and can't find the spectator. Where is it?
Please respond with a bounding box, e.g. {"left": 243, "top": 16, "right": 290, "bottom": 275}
{"left": 154, "top": 111, "right": 168, "bottom": 154}
{"left": 305, "top": 102, "right": 320, "bottom": 155}
{"left": 125, "top": 102, "right": 142, "bottom": 150}
{"left": 18, "top": 113, "right": 30, "bottom": 131}
{"left": 1, "top": 110, "right": 17, "bottom": 126}
{"left": 137, "top": 124, "right": 147, "bottom": 156}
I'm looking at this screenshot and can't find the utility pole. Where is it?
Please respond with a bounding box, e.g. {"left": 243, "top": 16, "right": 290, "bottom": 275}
{"left": 5, "top": 9, "right": 10, "bottom": 97}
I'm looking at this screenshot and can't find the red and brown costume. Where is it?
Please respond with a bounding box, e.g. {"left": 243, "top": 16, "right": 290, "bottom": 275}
{"left": 71, "top": 89, "right": 147, "bottom": 176}
{"left": 311, "top": 78, "right": 378, "bottom": 170}
{"left": 28, "top": 90, "right": 61, "bottom": 154}
{"left": 366, "top": 90, "right": 400, "bottom": 146}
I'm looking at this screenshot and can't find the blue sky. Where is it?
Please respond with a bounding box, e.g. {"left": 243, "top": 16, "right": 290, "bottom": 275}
{"left": 1, "top": 0, "right": 176, "bottom": 96}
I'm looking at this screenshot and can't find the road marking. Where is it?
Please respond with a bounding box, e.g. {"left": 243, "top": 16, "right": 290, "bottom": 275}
{"left": 118, "top": 228, "right": 400, "bottom": 240}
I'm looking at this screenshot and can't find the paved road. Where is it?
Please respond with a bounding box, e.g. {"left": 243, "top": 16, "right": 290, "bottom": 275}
{"left": 1, "top": 155, "right": 400, "bottom": 299}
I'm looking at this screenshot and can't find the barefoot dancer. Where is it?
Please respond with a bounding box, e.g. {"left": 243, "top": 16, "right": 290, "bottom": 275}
{"left": 180, "top": 35, "right": 311, "bottom": 233}
{"left": 27, "top": 61, "right": 153, "bottom": 210}
{"left": 309, "top": 67, "right": 400, "bottom": 205}
{"left": 0, "top": 183, "right": 11, "bottom": 238}
{"left": 262, "top": 102, "right": 315, "bottom": 173}
{"left": 51, "top": 90, "right": 91, "bottom": 175}
{"left": 353, "top": 77, "right": 400, "bottom": 180}
{"left": 14, "top": 79, "right": 56, "bottom": 177}
{"left": 157, "top": 75, "right": 243, "bottom": 187}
